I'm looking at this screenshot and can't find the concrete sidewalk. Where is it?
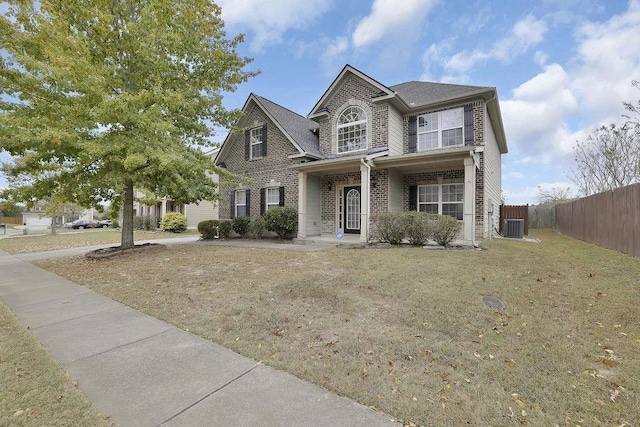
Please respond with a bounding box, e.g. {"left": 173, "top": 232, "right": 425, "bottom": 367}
{"left": 0, "top": 249, "right": 397, "bottom": 426}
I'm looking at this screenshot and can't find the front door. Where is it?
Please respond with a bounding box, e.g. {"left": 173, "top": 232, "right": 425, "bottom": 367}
{"left": 343, "top": 186, "right": 361, "bottom": 234}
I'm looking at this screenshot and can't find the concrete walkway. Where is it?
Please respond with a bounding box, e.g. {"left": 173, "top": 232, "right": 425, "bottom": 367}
{"left": 0, "top": 244, "right": 398, "bottom": 426}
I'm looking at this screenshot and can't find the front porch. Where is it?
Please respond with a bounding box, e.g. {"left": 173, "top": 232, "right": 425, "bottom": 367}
{"left": 293, "top": 147, "right": 481, "bottom": 246}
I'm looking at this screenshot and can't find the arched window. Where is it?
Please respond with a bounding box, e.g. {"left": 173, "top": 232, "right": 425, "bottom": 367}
{"left": 337, "top": 106, "right": 367, "bottom": 153}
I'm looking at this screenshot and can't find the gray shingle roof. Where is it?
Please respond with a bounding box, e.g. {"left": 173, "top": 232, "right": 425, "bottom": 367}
{"left": 390, "top": 81, "right": 493, "bottom": 108}
{"left": 254, "top": 95, "right": 323, "bottom": 158}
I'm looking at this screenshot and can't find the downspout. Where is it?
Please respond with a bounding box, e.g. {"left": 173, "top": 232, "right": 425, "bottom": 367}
{"left": 361, "top": 157, "right": 371, "bottom": 242}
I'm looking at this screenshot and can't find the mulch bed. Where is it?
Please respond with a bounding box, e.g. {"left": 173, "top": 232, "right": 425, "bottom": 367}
{"left": 85, "top": 243, "right": 166, "bottom": 260}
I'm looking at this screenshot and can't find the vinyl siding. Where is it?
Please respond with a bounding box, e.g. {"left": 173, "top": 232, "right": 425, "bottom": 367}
{"left": 388, "top": 105, "right": 403, "bottom": 155}
{"left": 185, "top": 200, "right": 218, "bottom": 229}
{"left": 483, "top": 107, "right": 502, "bottom": 238}
{"left": 306, "top": 175, "right": 322, "bottom": 236}
{"left": 388, "top": 168, "right": 403, "bottom": 211}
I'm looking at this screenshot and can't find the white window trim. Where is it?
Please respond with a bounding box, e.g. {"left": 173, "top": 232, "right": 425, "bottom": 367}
{"left": 250, "top": 127, "right": 263, "bottom": 159}
{"left": 337, "top": 106, "right": 368, "bottom": 154}
{"left": 417, "top": 184, "right": 464, "bottom": 220}
{"left": 235, "top": 189, "right": 247, "bottom": 217}
{"left": 266, "top": 187, "right": 279, "bottom": 211}
{"left": 417, "top": 107, "right": 464, "bottom": 151}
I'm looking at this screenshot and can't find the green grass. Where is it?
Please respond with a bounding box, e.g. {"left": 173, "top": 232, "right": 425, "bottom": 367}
{"left": 34, "top": 230, "right": 640, "bottom": 426}
{"left": 0, "top": 229, "right": 197, "bottom": 254}
{"left": 0, "top": 302, "right": 112, "bottom": 426}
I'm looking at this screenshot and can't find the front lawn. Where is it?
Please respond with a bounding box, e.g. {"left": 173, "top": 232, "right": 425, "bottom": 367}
{"left": 0, "top": 302, "right": 112, "bottom": 426}
{"left": 34, "top": 230, "right": 640, "bottom": 426}
{"left": 0, "top": 229, "right": 197, "bottom": 254}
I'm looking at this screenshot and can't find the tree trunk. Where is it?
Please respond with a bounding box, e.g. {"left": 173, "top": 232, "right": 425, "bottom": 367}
{"left": 121, "top": 180, "right": 135, "bottom": 249}
{"left": 50, "top": 215, "right": 57, "bottom": 235}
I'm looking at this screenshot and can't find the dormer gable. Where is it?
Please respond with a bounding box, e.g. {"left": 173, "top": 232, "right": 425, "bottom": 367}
{"left": 216, "top": 93, "right": 322, "bottom": 168}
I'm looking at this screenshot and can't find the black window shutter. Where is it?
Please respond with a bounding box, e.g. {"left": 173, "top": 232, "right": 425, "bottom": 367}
{"left": 260, "top": 188, "right": 266, "bottom": 216}
{"left": 244, "top": 130, "right": 250, "bottom": 160}
{"left": 230, "top": 191, "right": 235, "bottom": 219}
{"left": 464, "top": 104, "right": 474, "bottom": 145}
{"left": 409, "top": 186, "right": 417, "bottom": 211}
{"left": 261, "top": 124, "right": 268, "bottom": 157}
{"left": 245, "top": 189, "right": 251, "bottom": 217}
{"left": 408, "top": 116, "right": 417, "bottom": 153}
{"left": 279, "top": 186, "right": 285, "bottom": 206}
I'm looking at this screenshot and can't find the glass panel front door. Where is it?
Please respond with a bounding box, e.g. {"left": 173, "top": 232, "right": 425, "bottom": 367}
{"left": 344, "top": 186, "right": 361, "bottom": 233}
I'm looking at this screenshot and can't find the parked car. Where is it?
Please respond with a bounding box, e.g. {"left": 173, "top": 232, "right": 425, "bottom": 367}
{"left": 98, "top": 219, "right": 112, "bottom": 228}
{"left": 71, "top": 219, "right": 99, "bottom": 229}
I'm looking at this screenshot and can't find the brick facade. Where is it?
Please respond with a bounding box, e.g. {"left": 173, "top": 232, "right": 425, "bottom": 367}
{"left": 319, "top": 75, "right": 389, "bottom": 155}
{"left": 218, "top": 102, "right": 299, "bottom": 219}
{"left": 217, "top": 68, "right": 503, "bottom": 243}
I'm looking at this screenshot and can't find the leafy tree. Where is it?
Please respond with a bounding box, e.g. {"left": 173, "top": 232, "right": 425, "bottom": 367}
{"left": 0, "top": 200, "right": 22, "bottom": 217}
{"left": 0, "top": 1, "right": 256, "bottom": 248}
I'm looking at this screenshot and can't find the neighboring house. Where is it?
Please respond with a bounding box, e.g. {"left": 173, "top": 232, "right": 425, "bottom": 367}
{"left": 133, "top": 148, "right": 220, "bottom": 229}
{"left": 215, "top": 65, "right": 508, "bottom": 245}
{"left": 22, "top": 204, "right": 94, "bottom": 226}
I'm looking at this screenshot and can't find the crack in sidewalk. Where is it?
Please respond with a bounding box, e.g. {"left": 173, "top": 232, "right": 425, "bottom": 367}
{"left": 158, "top": 361, "right": 263, "bottom": 425}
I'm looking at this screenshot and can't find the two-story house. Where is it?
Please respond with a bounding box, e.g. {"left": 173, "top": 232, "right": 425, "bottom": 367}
{"left": 215, "top": 65, "right": 507, "bottom": 245}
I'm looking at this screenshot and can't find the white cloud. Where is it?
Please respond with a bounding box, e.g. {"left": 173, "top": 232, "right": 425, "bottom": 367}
{"left": 502, "top": 1, "right": 640, "bottom": 167}
{"left": 569, "top": 0, "right": 640, "bottom": 122}
{"left": 501, "top": 63, "right": 579, "bottom": 160}
{"left": 445, "top": 15, "right": 547, "bottom": 73}
{"left": 352, "top": 0, "right": 438, "bottom": 48}
{"left": 217, "top": 0, "right": 333, "bottom": 52}
{"left": 507, "top": 171, "right": 525, "bottom": 180}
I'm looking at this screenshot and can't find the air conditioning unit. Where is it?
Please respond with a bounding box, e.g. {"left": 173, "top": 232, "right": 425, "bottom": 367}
{"left": 504, "top": 219, "right": 524, "bottom": 238}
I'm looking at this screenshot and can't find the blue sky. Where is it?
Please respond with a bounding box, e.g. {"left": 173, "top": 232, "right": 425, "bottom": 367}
{"left": 213, "top": 0, "right": 640, "bottom": 204}
{"left": 2, "top": 0, "right": 639, "bottom": 205}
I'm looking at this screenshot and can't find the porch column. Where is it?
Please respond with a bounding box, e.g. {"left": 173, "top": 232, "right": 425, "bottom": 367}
{"left": 360, "top": 162, "right": 370, "bottom": 243}
{"left": 297, "top": 171, "right": 307, "bottom": 239}
{"left": 160, "top": 199, "right": 167, "bottom": 218}
{"left": 463, "top": 157, "right": 476, "bottom": 246}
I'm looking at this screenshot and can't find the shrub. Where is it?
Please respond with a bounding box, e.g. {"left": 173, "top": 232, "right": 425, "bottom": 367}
{"left": 218, "top": 220, "right": 233, "bottom": 238}
{"left": 133, "top": 215, "right": 155, "bottom": 230}
{"left": 249, "top": 216, "right": 267, "bottom": 239}
{"left": 400, "top": 211, "right": 433, "bottom": 246}
{"left": 133, "top": 216, "right": 144, "bottom": 230}
{"left": 111, "top": 219, "right": 120, "bottom": 228}
{"left": 197, "top": 220, "right": 218, "bottom": 240}
{"left": 160, "top": 212, "right": 187, "bottom": 233}
{"left": 263, "top": 206, "right": 297, "bottom": 239}
{"left": 371, "top": 212, "right": 404, "bottom": 244}
{"left": 232, "top": 216, "right": 251, "bottom": 237}
{"left": 432, "top": 214, "right": 462, "bottom": 247}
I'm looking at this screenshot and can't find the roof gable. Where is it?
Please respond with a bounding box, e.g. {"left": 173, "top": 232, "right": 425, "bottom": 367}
{"left": 308, "top": 64, "right": 394, "bottom": 118}
{"left": 254, "top": 95, "right": 322, "bottom": 158}
{"left": 217, "top": 94, "right": 322, "bottom": 165}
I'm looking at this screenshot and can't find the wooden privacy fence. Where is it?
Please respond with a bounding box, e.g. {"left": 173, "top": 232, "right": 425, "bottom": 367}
{"left": 0, "top": 216, "right": 23, "bottom": 225}
{"left": 499, "top": 204, "right": 529, "bottom": 235}
{"left": 556, "top": 183, "right": 640, "bottom": 258}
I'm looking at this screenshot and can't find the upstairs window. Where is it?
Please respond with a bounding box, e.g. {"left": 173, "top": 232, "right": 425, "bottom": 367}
{"left": 250, "top": 127, "right": 263, "bottom": 159}
{"left": 245, "top": 124, "right": 267, "bottom": 160}
{"left": 337, "top": 106, "right": 367, "bottom": 153}
{"left": 417, "top": 108, "right": 464, "bottom": 150}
